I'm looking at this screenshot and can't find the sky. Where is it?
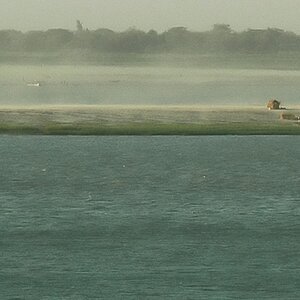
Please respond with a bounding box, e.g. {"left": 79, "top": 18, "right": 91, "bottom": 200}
{"left": 1, "top": 0, "right": 300, "bottom": 33}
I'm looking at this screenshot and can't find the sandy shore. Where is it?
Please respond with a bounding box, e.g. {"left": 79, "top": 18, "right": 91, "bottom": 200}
{"left": 0, "top": 105, "right": 299, "bottom": 135}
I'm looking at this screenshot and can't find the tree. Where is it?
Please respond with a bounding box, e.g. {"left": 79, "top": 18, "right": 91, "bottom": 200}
{"left": 116, "top": 28, "right": 148, "bottom": 53}
{"left": 206, "top": 24, "right": 235, "bottom": 52}
{"left": 23, "top": 31, "right": 46, "bottom": 51}
{"left": 90, "top": 28, "right": 117, "bottom": 51}
{"left": 212, "top": 24, "right": 232, "bottom": 34}
{"left": 44, "top": 29, "right": 73, "bottom": 50}
{"left": 0, "top": 30, "right": 23, "bottom": 50}
{"left": 163, "top": 27, "right": 191, "bottom": 52}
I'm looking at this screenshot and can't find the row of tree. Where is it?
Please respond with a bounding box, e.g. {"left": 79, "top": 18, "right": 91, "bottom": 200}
{"left": 1, "top": 23, "right": 300, "bottom": 54}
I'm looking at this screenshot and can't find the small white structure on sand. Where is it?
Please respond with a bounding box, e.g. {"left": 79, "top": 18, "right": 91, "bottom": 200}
{"left": 27, "top": 82, "right": 41, "bottom": 87}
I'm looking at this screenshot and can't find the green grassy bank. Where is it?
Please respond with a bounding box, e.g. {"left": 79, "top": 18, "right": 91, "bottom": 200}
{"left": 1, "top": 122, "right": 299, "bottom": 136}
{"left": 0, "top": 106, "right": 300, "bottom": 135}
{"left": 1, "top": 106, "right": 299, "bottom": 135}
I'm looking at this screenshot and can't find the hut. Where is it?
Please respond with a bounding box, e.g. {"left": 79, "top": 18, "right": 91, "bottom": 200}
{"left": 267, "top": 99, "right": 281, "bottom": 110}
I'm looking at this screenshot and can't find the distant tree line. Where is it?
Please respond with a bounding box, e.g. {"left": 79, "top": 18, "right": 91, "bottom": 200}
{"left": 1, "top": 23, "right": 300, "bottom": 54}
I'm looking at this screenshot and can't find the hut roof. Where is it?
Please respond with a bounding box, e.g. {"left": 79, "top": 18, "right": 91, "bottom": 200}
{"left": 269, "top": 99, "right": 280, "bottom": 104}
{"left": 267, "top": 99, "right": 281, "bottom": 109}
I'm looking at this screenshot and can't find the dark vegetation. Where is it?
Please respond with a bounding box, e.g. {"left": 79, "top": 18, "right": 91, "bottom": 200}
{"left": 2, "top": 22, "right": 300, "bottom": 54}
{"left": 1, "top": 122, "right": 299, "bottom": 136}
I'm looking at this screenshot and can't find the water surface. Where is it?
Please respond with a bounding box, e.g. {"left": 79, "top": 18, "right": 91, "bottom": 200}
{"left": 0, "top": 136, "right": 299, "bottom": 299}
{"left": 1, "top": 65, "right": 300, "bottom": 106}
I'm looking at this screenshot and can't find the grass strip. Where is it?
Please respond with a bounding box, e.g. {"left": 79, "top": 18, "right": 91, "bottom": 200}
{"left": 0, "top": 122, "right": 299, "bottom": 135}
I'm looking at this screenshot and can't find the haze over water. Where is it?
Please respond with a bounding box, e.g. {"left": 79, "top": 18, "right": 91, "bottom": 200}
{"left": 1, "top": 65, "right": 300, "bottom": 106}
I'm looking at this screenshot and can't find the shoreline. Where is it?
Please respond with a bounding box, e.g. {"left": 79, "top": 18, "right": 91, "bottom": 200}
{"left": 0, "top": 105, "right": 299, "bottom": 135}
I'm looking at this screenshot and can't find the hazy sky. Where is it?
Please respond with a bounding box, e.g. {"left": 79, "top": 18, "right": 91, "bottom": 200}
{"left": 1, "top": 0, "right": 300, "bottom": 33}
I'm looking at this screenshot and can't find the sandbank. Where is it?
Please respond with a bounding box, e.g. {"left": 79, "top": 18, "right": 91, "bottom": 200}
{"left": 0, "top": 105, "right": 299, "bottom": 135}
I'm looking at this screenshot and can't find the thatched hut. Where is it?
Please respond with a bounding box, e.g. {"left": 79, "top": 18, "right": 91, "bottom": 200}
{"left": 267, "top": 99, "right": 281, "bottom": 110}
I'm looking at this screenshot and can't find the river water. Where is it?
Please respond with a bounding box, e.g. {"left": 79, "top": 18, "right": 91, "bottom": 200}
{"left": 0, "top": 136, "right": 299, "bottom": 299}
{"left": 1, "top": 65, "right": 300, "bottom": 106}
